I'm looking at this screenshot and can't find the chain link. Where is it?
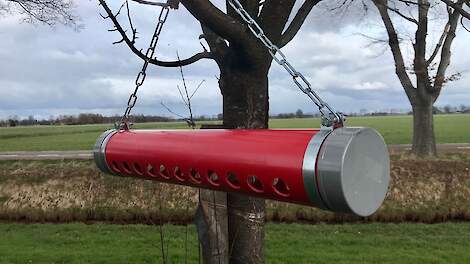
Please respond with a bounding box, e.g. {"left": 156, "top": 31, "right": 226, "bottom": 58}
{"left": 227, "top": 0, "right": 344, "bottom": 128}
{"left": 118, "top": 5, "right": 170, "bottom": 130}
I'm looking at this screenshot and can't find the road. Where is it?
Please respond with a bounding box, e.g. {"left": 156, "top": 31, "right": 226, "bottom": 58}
{"left": 0, "top": 151, "right": 92, "bottom": 160}
{"left": 0, "top": 144, "right": 469, "bottom": 160}
{"left": 387, "top": 143, "right": 470, "bottom": 153}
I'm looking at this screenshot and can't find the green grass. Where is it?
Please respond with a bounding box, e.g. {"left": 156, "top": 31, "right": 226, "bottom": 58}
{"left": 0, "top": 114, "right": 469, "bottom": 151}
{"left": 270, "top": 114, "right": 470, "bottom": 145}
{"left": 0, "top": 122, "right": 207, "bottom": 152}
{"left": 0, "top": 223, "right": 468, "bottom": 263}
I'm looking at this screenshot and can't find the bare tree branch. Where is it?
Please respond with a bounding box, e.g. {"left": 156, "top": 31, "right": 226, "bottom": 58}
{"left": 413, "top": 0, "right": 431, "bottom": 101}
{"left": 161, "top": 102, "right": 187, "bottom": 119}
{"left": 99, "top": 0, "right": 213, "bottom": 67}
{"left": 199, "top": 23, "right": 229, "bottom": 65}
{"left": 130, "top": 0, "right": 174, "bottom": 7}
{"left": 329, "top": 0, "right": 356, "bottom": 11}
{"left": 426, "top": 22, "right": 450, "bottom": 65}
{"left": 461, "top": 16, "right": 470, "bottom": 31}
{"left": 258, "top": 0, "right": 297, "bottom": 50}
{"left": 177, "top": 52, "right": 196, "bottom": 127}
{"left": 125, "top": 1, "right": 138, "bottom": 44}
{"left": 176, "top": 85, "right": 188, "bottom": 106}
{"left": 433, "top": 1, "right": 463, "bottom": 97}
{"left": 279, "top": 0, "right": 322, "bottom": 48}
{"left": 4, "top": 0, "right": 79, "bottom": 28}
{"left": 160, "top": 52, "right": 205, "bottom": 129}
{"left": 440, "top": 0, "right": 470, "bottom": 20}
{"left": 397, "top": 0, "right": 420, "bottom": 6}
{"left": 190, "top": 80, "right": 205, "bottom": 99}
{"left": 373, "top": 0, "right": 417, "bottom": 102}
{"left": 161, "top": 51, "right": 204, "bottom": 128}
{"left": 386, "top": 4, "right": 419, "bottom": 24}
{"left": 180, "top": 0, "right": 250, "bottom": 45}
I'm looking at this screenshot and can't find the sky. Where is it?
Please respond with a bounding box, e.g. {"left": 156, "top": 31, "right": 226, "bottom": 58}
{"left": 0, "top": 1, "right": 469, "bottom": 120}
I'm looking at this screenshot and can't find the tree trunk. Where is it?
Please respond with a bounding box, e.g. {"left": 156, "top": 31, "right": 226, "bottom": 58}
{"left": 195, "top": 62, "right": 268, "bottom": 264}
{"left": 222, "top": 62, "right": 268, "bottom": 264}
{"left": 194, "top": 190, "right": 229, "bottom": 264}
{"left": 195, "top": 44, "right": 270, "bottom": 263}
{"left": 221, "top": 62, "right": 269, "bottom": 129}
{"left": 411, "top": 102, "right": 437, "bottom": 157}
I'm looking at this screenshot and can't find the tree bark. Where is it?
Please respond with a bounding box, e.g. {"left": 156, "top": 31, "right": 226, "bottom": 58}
{"left": 196, "top": 53, "right": 269, "bottom": 264}
{"left": 221, "top": 57, "right": 269, "bottom": 264}
{"left": 221, "top": 62, "right": 269, "bottom": 129}
{"left": 412, "top": 102, "right": 437, "bottom": 157}
{"left": 195, "top": 190, "right": 229, "bottom": 264}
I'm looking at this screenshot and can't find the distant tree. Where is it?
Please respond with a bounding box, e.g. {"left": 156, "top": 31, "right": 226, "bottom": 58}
{"left": 372, "top": 0, "right": 466, "bottom": 157}
{"left": 458, "top": 104, "right": 467, "bottom": 112}
{"left": 443, "top": 105, "right": 453, "bottom": 113}
{"left": 8, "top": 119, "right": 18, "bottom": 127}
{"left": 0, "top": 0, "right": 79, "bottom": 27}
{"left": 295, "top": 109, "right": 304, "bottom": 118}
{"left": 433, "top": 106, "right": 443, "bottom": 114}
{"left": 277, "top": 112, "right": 296, "bottom": 119}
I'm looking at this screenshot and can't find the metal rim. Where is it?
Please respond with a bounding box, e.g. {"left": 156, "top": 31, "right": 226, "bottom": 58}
{"left": 93, "top": 129, "right": 118, "bottom": 175}
{"left": 302, "top": 129, "right": 331, "bottom": 209}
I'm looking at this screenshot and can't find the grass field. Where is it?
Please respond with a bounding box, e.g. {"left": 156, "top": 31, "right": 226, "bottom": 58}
{"left": 0, "top": 114, "right": 469, "bottom": 151}
{"left": 0, "top": 223, "right": 469, "bottom": 263}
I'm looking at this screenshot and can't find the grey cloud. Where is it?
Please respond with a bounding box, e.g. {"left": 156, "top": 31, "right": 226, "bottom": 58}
{"left": 0, "top": 1, "right": 468, "bottom": 120}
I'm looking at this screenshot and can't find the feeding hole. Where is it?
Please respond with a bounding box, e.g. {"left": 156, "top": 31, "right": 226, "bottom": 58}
{"left": 122, "top": 161, "right": 131, "bottom": 174}
{"left": 147, "top": 164, "right": 157, "bottom": 177}
{"left": 133, "top": 163, "right": 143, "bottom": 175}
{"left": 159, "top": 165, "right": 170, "bottom": 179}
{"left": 226, "top": 172, "right": 240, "bottom": 189}
{"left": 111, "top": 161, "right": 121, "bottom": 172}
{"left": 207, "top": 170, "right": 220, "bottom": 186}
{"left": 189, "top": 168, "right": 202, "bottom": 183}
{"left": 174, "top": 166, "right": 185, "bottom": 181}
{"left": 247, "top": 175, "right": 264, "bottom": 193}
{"left": 272, "top": 178, "right": 290, "bottom": 197}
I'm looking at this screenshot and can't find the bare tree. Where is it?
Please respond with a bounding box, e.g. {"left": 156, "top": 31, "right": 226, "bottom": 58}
{"left": 440, "top": 0, "right": 470, "bottom": 20}
{"left": 372, "top": 0, "right": 465, "bottom": 157}
{"left": 98, "top": 0, "right": 323, "bottom": 263}
{"left": 0, "top": 0, "right": 79, "bottom": 27}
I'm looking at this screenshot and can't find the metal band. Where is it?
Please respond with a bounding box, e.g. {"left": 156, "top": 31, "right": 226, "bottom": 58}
{"left": 302, "top": 129, "right": 331, "bottom": 209}
{"left": 93, "top": 129, "right": 118, "bottom": 175}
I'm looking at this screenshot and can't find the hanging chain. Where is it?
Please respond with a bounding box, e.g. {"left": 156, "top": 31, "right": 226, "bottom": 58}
{"left": 227, "top": 0, "right": 345, "bottom": 128}
{"left": 118, "top": 5, "right": 170, "bottom": 130}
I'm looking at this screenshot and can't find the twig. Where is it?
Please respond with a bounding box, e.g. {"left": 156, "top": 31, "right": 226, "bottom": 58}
{"left": 125, "top": 0, "right": 138, "bottom": 44}
{"left": 161, "top": 51, "right": 205, "bottom": 128}
{"left": 190, "top": 80, "right": 206, "bottom": 100}
{"left": 131, "top": 0, "right": 170, "bottom": 7}
{"left": 212, "top": 191, "right": 221, "bottom": 264}
{"left": 177, "top": 52, "right": 195, "bottom": 126}
{"left": 158, "top": 184, "right": 167, "bottom": 264}
{"left": 160, "top": 102, "right": 187, "bottom": 119}
{"left": 98, "top": 0, "right": 213, "bottom": 67}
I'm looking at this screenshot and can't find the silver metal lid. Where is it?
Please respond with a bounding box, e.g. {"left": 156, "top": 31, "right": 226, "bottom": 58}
{"left": 93, "top": 129, "right": 117, "bottom": 175}
{"left": 316, "top": 127, "right": 390, "bottom": 217}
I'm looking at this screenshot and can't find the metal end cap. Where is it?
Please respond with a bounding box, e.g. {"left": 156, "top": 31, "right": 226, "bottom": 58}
{"left": 316, "top": 127, "right": 390, "bottom": 217}
{"left": 93, "top": 129, "right": 117, "bottom": 175}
